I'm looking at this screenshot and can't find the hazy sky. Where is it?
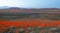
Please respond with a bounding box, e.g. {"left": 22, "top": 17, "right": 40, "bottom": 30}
{"left": 0, "top": 0, "right": 60, "bottom": 8}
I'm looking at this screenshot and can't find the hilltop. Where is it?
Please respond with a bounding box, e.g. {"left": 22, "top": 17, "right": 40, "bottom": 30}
{"left": 0, "top": 6, "right": 60, "bottom": 14}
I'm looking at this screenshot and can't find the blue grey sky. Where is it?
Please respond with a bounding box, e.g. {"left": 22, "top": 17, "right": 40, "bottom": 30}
{"left": 0, "top": 0, "right": 60, "bottom": 8}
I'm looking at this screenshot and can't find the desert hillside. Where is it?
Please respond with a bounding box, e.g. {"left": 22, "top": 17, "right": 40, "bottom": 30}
{"left": 0, "top": 8, "right": 60, "bottom": 13}
{"left": 0, "top": 8, "right": 60, "bottom": 33}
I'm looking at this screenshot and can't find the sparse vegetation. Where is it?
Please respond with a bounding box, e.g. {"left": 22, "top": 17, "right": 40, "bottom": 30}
{"left": 0, "top": 26, "right": 60, "bottom": 33}
{"left": 0, "top": 13, "right": 60, "bottom": 20}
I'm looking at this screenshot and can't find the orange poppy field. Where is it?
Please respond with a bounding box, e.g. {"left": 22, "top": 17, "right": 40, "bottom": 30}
{"left": 0, "top": 19, "right": 60, "bottom": 31}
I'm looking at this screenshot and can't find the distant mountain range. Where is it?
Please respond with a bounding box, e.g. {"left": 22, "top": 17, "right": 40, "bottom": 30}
{"left": 0, "top": 6, "right": 60, "bottom": 14}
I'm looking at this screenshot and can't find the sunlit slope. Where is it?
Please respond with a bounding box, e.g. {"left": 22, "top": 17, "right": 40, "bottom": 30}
{"left": 0, "top": 18, "right": 60, "bottom": 27}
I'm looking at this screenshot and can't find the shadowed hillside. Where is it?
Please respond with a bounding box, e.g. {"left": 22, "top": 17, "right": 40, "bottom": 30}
{"left": 0, "top": 8, "right": 60, "bottom": 13}
{"left": 0, "top": 8, "right": 60, "bottom": 20}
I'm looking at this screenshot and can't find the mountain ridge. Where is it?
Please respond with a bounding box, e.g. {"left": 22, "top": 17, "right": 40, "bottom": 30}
{"left": 0, "top": 6, "right": 60, "bottom": 14}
